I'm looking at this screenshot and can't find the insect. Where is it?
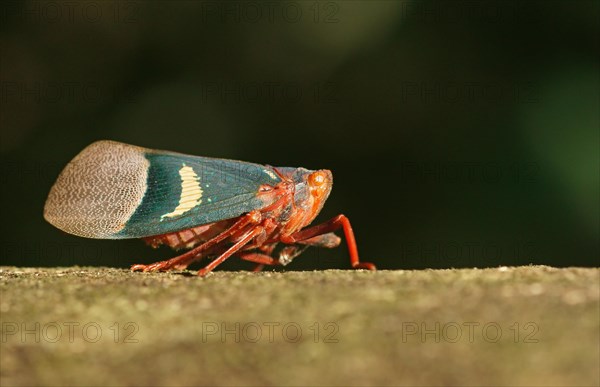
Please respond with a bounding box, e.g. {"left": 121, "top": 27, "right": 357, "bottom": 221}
{"left": 44, "top": 140, "right": 376, "bottom": 276}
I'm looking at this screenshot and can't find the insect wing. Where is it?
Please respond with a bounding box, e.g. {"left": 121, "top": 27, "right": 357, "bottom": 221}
{"left": 120, "top": 149, "right": 281, "bottom": 238}
{"left": 44, "top": 141, "right": 282, "bottom": 239}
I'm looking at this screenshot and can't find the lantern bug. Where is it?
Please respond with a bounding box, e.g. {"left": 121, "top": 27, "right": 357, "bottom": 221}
{"left": 43, "top": 140, "right": 376, "bottom": 276}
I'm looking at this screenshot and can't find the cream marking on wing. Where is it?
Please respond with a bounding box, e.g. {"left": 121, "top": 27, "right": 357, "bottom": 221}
{"left": 264, "top": 169, "right": 278, "bottom": 180}
{"left": 160, "top": 164, "right": 203, "bottom": 221}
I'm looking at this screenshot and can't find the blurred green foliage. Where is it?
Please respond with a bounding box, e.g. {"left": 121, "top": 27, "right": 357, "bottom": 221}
{"left": 0, "top": 0, "right": 598, "bottom": 269}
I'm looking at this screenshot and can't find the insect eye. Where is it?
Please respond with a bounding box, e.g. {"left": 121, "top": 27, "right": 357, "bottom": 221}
{"left": 309, "top": 172, "right": 326, "bottom": 187}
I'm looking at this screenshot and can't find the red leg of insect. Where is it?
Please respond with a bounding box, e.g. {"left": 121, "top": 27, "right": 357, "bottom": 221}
{"left": 297, "top": 232, "right": 341, "bottom": 248}
{"left": 241, "top": 243, "right": 312, "bottom": 272}
{"left": 197, "top": 225, "right": 265, "bottom": 277}
{"left": 131, "top": 211, "right": 261, "bottom": 272}
{"left": 238, "top": 244, "right": 279, "bottom": 272}
{"left": 239, "top": 253, "right": 280, "bottom": 267}
{"left": 281, "top": 214, "right": 376, "bottom": 270}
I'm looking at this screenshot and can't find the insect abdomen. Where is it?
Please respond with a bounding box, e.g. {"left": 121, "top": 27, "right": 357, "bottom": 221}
{"left": 144, "top": 219, "right": 235, "bottom": 250}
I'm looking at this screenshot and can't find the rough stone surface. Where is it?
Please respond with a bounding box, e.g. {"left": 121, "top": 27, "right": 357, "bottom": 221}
{"left": 1, "top": 266, "right": 598, "bottom": 386}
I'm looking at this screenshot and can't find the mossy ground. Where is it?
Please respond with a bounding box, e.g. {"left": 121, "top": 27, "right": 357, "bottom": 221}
{"left": 1, "top": 266, "right": 598, "bottom": 386}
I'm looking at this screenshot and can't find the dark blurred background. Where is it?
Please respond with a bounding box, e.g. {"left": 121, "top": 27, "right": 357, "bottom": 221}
{"left": 1, "top": 0, "right": 598, "bottom": 271}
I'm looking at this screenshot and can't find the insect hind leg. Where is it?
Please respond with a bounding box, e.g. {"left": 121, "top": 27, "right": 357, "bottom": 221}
{"left": 196, "top": 225, "right": 265, "bottom": 276}
{"left": 238, "top": 252, "right": 280, "bottom": 272}
{"left": 238, "top": 244, "right": 310, "bottom": 272}
{"left": 131, "top": 211, "right": 262, "bottom": 272}
{"left": 296, "top": 232, "right": 341, "bottom": 248}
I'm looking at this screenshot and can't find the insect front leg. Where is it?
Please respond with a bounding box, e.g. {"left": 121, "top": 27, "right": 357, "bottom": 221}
{"left": 281, "top": 214, "right": 376, "bottom": 270}
{"left": 131, "top": 211, "right": 262, "bottom": 272}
